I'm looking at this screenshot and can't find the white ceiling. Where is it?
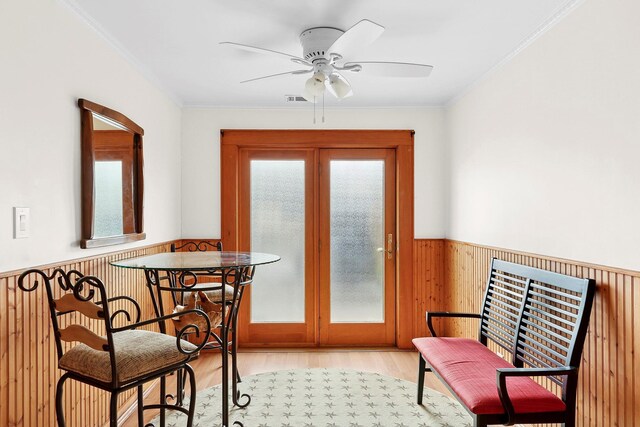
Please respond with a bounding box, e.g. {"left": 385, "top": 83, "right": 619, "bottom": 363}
{"left": 65, "top": 0, "right": 578, "bottom": 108}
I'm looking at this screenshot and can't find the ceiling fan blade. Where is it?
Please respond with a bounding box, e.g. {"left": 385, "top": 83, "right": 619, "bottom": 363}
{"left": 220, "top": 42, "right": 311, "bottom": 66}
{"left": 240, "top": 69, "right": 312, "bottom": 84}
{"left": 346, "top": 61, "right": 434, "bottom": 78}
{"left": 325, "top": 73, "right": 353, "bottom": 99}
{"left": 326, "top": 19, "right": 385, "bottom": 58}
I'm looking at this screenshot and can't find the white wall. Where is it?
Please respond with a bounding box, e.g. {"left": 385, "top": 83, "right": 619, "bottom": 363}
{"left": 181, "top": 107, "right": 446, "bottom": 238}
{"left": 446, "top": 0, "right": 640, "bottom": 270}
{"left": 0, "top": 0, "right": 182, "bottom": 272}
{"left": 8, "top": 0, "right": 630, "bottom": 273}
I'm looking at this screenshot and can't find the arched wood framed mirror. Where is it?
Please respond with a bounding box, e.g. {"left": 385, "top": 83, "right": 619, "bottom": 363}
{"left": 78, "top": 99, "right": 145, "bottom": 248}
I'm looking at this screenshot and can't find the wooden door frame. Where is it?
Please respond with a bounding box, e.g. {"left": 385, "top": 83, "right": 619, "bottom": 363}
{"left": 220, "top": 130, "right": 415, "bottom": 349}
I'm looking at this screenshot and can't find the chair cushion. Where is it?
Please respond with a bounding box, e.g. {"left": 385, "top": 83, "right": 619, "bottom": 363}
{"left": 412, "top": 337, "right": 566, "bottom": 415}
{"left": 189, "top": 283, "right": 236, "bottom": 303}
{"left": 59, "top": 329, "right": 197, "bottom": 384}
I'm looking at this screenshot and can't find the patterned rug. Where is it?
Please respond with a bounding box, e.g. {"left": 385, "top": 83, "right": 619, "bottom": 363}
{"left": 155, "top": 368, "right": 473, "bottom": 426}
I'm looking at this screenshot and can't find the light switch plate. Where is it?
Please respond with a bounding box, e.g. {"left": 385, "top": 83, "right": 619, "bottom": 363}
{"left": 13, "top": 207, "right": 30, "bottom": 239}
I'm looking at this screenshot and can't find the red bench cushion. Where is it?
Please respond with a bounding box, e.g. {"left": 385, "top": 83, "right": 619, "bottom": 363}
{"left": 412, "top": 337, "right": 566, "bottom": 415}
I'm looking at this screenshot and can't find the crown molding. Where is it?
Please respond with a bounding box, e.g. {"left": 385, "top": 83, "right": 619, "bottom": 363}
{"left": 182, "top": 104, "right": 444, "bottom": 110}
{"left": 445, "top": 0, "right": 586, "bottom": 109}
{"left": 59, "top": 0, "right": 184, "bottom": 108}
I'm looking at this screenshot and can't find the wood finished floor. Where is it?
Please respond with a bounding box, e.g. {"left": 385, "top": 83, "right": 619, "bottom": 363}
{"left": 122, "top": 349, "right": 452, "bottom": 426}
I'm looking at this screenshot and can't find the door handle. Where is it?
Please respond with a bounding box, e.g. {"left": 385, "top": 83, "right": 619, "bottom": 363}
{"left": 376, "top": 234, "right": 393, "bottom": 259}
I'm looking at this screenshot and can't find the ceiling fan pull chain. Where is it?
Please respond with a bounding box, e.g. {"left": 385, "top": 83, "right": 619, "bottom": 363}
{"left": 322, "top": 92, "right": 325, "bottom": 123}
{"left": 313, "top": 96, "right": 316, "bottom": 124}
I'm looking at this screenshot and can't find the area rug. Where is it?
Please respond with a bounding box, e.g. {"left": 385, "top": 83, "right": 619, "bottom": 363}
{"left": 155, "top": 368, "right": 473, "bottom": 426}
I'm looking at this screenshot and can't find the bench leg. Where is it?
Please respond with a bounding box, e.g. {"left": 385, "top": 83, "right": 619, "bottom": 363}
{"left": 417, "top": 355, "right": 426, "bottom": 404}
{"left": 562, "top": 386, "right": 577, "bottom": 427}
{"left": 562, "top": 413, "right": 575, "bottom": 427}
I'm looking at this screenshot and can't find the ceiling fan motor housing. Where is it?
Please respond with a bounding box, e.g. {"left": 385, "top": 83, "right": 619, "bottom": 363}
{"left": 299, "top": 27, "right": 344, "bottom": 62}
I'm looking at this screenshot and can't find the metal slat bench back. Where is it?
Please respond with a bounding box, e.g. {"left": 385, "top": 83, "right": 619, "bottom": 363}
{"left": 480, "top": 259, "right": 594, "bottom": 377}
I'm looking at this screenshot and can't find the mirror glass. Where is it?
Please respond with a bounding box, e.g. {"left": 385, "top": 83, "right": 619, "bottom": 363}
{"left": 79, "top": 99, "right": 145, "bottom": 248}
{"left": 94, "top": 159, "right": 124, "bottom": 237}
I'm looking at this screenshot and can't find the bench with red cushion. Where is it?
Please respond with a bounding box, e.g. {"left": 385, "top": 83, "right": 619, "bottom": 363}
{"left": 413, "top": 259, "right": 594, "bottom": 427}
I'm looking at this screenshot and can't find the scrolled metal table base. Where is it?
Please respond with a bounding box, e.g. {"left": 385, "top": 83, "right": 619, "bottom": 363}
{"left": 144, "top": 265, "right": 255, "bottom": 427}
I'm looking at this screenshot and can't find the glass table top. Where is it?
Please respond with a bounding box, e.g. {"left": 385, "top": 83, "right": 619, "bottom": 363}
{"left": 110, "top": 251, "right": 280, "bottom": 271}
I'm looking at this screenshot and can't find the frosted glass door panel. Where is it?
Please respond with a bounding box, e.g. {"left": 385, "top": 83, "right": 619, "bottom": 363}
{"left": 250, "top": 160, "right": 305, "bottom": 323}
{"left": 94, "top": 161, "right": 124, "bottom": 238}
{"left": 330, "top": 160, "right": 385, "bottom": 323}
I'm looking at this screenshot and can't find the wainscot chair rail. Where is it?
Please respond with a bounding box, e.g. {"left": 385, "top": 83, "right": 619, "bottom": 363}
{"left": 413, "top": 258, "right": 595, "bottom": 427}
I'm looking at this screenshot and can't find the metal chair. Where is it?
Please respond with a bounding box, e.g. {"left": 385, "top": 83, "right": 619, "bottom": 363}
{"left": 169, "top": 240, "right": 234, "bottom": 307}
{"left": 170, "top": 240, "right": 223, "bottom": 252}
{"left": 18, "top": 267, "right": 211, "bottom": 427}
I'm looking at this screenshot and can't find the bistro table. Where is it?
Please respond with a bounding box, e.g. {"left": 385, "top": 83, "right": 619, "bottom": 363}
{"left": 111, "top": 251, "right": 280, "bottom": 427}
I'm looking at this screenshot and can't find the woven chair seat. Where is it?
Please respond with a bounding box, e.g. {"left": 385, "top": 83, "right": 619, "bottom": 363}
{"left": 59, "top": 329, "right": 197, "bottom": 384}
{"left": 188, "top": 283, "right": 235, "bottom": 303}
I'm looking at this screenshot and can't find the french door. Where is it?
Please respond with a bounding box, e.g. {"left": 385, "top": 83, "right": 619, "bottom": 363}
{"left": 238, "top": 147, "right": 395, "bottom": 346}
{"left": 239, "top": 149, "right": 317, "bottom": 345}
{"left": 318, "top": 149, "right": 395, "bottom": 345}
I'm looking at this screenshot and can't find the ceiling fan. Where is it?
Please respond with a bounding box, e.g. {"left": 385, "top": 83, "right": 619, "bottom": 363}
{"left": 221, "top": 19, "right": 433, "bottom": 102}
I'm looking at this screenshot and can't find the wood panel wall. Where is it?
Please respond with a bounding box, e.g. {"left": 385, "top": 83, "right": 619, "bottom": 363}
{"left": 435, "top": 239, "right": 640, "bottom": 427}
{"left": 413, "top": 239, "right": 445, "bottom": 339}
{"left": 0, "top": 242, "right": 171, "bottom": 427}
{"left": 4, "top": 238, "right": 638, "bottom": 426}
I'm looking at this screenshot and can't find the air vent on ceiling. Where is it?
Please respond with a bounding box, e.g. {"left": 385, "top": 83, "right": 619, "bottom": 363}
{"left": 285, "top": 95, "right": 308, "bottom": 103}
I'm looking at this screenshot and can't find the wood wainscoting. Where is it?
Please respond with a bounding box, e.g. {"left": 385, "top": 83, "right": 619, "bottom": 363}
{"left": 436, "top": 239, "right": 640, "bottom": 427}
{"left": 3, "top": 238, "right": 638, "bottom": 426}
{"left": 0, "top": 242, "right": 171, "bottom": 427}
{"left": 413, "top": 239, "right": 446, "bottom": 339}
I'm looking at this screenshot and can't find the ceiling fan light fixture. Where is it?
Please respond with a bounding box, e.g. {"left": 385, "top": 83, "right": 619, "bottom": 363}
{"left": 303, "top": 72, "right": 326, "bottom": 101}
{"left": 327, "top": 73, "right": 353, "bottom": 99}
